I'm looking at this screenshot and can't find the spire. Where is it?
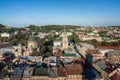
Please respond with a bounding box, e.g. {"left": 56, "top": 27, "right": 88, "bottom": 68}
{"left": 62, "top": 29, "right": 67, "bottom": 37}
{"left": 31, "top": 32, "right": 35, "bottom": 37}
{"left": 62, "top": 29, "right": 68, "bottom": 49}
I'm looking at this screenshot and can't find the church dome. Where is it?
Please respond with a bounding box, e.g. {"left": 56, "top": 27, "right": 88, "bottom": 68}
{"left": 28, "top": 37, "right": 37, "bottom": 42}
{"left": 28, "top": 37, "right": 38, "bottom": 50}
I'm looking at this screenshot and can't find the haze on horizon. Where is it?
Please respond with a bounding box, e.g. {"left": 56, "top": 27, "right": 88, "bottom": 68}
{"left": 0, "top": 0, "right": 120, "bottom": 27}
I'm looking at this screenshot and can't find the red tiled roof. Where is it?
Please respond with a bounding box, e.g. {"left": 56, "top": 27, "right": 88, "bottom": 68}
{"left": 110, "top": 72, "right": 120, "bottom": 80}
{"left": 57, "top": 66, "right": 67, "bottom": 77}
{"left": 85, "top": 49, "right": 100, "bottom": 54}
{"left": 65, "top": 64, "right": 83, "bottom": 75}
{"left": 72, "top": 58, "right": 85, "bottom": 65}
{"left": 0, "top": 43, "right": 11, "bottom": 48}
{"left": 97, "top": 46, "right": 120, "bottom": 50}
{"left": 54, "top": 48, "right": 62, "bottom": 57}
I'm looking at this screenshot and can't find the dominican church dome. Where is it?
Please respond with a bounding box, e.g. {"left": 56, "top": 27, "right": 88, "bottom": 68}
{"left": 28, "top": 37, "right": 38, "bottom": 49}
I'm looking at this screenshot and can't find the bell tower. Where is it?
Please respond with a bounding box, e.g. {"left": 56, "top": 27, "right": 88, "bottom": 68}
{"left": 62, "top": 30, "right": 68, "bottom": 49}
{"left": 18, "top": 43, "right": 23, "bottom": 56}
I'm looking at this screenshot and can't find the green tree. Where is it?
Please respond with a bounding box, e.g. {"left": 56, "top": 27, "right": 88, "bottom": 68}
{"left": 68, "top": 32, "right": 80, "bottom": 43}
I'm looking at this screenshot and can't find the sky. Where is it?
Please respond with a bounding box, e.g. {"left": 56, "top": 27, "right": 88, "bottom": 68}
{"left": 0, "top": 0, "right": 120, "bottom": 27}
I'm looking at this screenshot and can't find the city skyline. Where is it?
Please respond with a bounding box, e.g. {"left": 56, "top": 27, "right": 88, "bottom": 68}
{"left": 0, "top": 0, "right": 120, "bottom": 27}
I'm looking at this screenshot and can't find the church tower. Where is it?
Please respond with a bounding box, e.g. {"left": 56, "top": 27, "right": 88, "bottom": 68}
{"left": 27, "top": 32, "right": 39, "bottom": 55}
{"left": 18, "top": 43, "right": 23, "bottom": 56}
{"left": 62, "top": 30, "right": 68, "bottom": 49}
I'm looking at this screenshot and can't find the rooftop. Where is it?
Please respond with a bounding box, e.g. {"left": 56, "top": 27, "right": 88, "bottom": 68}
{"left": 110, "top": 72, "right": 120, "bottom": 80}
{"left": 57, "top": 66, "right": 67, "bottom": 77}
{"left": 65, "top": 64, "right": 83, "bottom": 75}
{"left": 97, "top": 46, "right": 120, "bottom": 50}
{"left": 85, "top": 49, "right": 101, "bottom": 54}
{"left": 32, "top": 68, "right": 48, "bottom": 76}
{"left": 62, "top": 54, "right": 76, "bottom": 57}
{"left": 0, "top": 42, "right": 11, "bottom": 48}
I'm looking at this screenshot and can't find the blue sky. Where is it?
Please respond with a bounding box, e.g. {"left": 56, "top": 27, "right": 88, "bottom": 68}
{"left": 0, "top": 0, "right": 120, "bottom": 27}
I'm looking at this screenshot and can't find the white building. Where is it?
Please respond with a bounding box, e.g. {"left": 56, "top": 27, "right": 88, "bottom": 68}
{"left": 38, "top": 32, "right": 49, "bottom": 39}
{"left": 53, "top": 41, "right": 62, "bottom": 47}
{"left": 61, "top": 32, "right": 72, "bottom": 37}
{"left": 96, "top": 46, "right": 120, "bottom": 56}
{"left": 87, "top": 33, "right": 99, "bottom": 36}
{"left": 1, "top": 33, "right": 13, "bottom": 37}
{"left": 81, "top": 36, "right": 102, "bottom": 42}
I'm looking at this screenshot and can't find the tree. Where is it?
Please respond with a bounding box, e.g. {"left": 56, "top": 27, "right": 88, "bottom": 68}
{"left": 44, "top": 40, "right": 53, "bottom": 46}
{"left": 47, "top": 34, "right": 55, "bottom": 41}
{"left": 41, "top": 46, "right": 47, "bottom": 54}
{"left": 30, "top": 51, "right": 41, "bottom": 56}
{"left": 68, "top": 32, "right": 80, "bottom": 43}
